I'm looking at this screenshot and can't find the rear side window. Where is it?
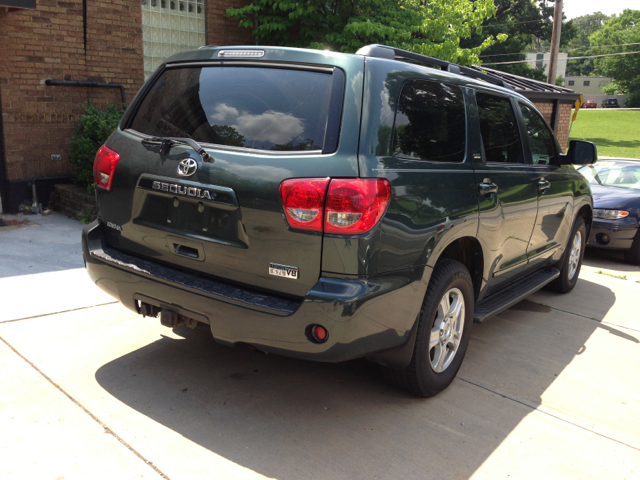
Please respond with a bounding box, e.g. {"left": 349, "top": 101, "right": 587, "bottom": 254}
{"left": 476, "top": 93, "right": 524, "bottom": 164}
{"left": 129, "top": 67, "right": 337, "bottom": 152}
{"left": 519, "top": 103, "right": 558, "bottom": 165}
{"left": 393, "top": 80, "right": 466, "bottom": 163}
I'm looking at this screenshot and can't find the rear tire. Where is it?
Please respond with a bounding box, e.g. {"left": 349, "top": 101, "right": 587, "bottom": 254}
{"left": 547, "top": 216, "right": 586, "bottom": 293}
{"left": 382, "top": 259, "right": 474, "bottom": 398}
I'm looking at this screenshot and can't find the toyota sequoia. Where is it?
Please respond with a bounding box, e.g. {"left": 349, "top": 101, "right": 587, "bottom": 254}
{"left": 82, "top": 44, "right": 594, "bottom": 397}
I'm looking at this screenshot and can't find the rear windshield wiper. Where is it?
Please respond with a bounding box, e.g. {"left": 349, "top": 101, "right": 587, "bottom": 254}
{"left": 141, "top": 136, "right": 213, "bottom": 163}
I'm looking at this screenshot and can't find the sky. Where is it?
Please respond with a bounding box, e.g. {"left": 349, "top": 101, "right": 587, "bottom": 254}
{"left": 563, "top": 0, "right": 639, "bottom": 20}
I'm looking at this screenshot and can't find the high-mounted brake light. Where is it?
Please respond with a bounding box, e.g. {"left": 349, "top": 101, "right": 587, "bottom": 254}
{"left": 93, "top": 145, "right": 120, "bottom": 191}
{"left": 280, "top": 178, "right": 391, "bottom": 235}
{"left": 218, "top": 49, "right": 265, "bottom": 58}
{"left": 325, "top": 179, "right": 391, "bottom": 235}
{"left": 280, "top": 178, "right": 330, "bottom": 232}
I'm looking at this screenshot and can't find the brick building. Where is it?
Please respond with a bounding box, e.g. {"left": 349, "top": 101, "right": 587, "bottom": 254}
{"left": 0, "top": 0, "right": 251, "bottom": 213}
{"left": 0, "top": 1, "right": 579, "bottom": 214}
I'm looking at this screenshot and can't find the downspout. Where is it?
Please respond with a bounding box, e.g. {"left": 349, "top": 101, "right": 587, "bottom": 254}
{"left": 44, "top": 79, "right": 126, "bottom": 109}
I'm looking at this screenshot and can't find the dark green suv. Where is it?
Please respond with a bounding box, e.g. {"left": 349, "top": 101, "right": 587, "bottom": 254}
{"left": 82, "top": 44, "right": 594, "bottom": 397}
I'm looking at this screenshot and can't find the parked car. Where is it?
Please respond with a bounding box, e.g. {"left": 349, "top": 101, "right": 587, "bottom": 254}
{"left": 602, "top": 98, "right": 620, "bottom": 108}
{"left": 578, "top": 160, "right": 640, "bottom": 264}
{"left": 82, "top": 44, "right": 594, "bottom": 397}
{"left": 584, "top": 99, "right": 597, "bottom": 109}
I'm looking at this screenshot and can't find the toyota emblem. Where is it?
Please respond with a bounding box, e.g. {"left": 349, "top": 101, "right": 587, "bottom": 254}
{"left": 177, "top": 158, "right": 198, "bottom": 177}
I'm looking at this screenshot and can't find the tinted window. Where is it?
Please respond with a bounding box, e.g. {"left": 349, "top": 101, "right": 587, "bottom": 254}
{"left": 393, "top": 80, "right": 466, "bottom": 163}
{"left": 476, "top": 93, "right": 524, "bottom": 164}
{"left": 130, "top": 67, "right": 334, "bottom": 151}
{"left": 519, "top": 104, "right": 558, "bottom": 165}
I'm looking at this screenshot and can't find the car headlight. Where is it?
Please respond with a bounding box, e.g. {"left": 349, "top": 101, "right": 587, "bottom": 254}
{"left": 593, "top": 209, "right": 629, "bottom": 220}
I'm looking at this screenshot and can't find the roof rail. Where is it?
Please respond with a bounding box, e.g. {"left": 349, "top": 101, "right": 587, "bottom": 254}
{"left": 355, "top": 44, "right": 514, "bottom": 91}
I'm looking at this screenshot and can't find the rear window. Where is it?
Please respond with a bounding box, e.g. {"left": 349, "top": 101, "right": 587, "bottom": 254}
{"left": 129, "top": 66, "right": 337, "bottom": 152}
{"left": 393, "top": 79, "right": 466, "bottom": 163}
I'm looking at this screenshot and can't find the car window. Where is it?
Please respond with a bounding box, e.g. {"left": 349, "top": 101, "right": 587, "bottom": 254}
{"left": 475, "top": 93, "right": 524, "bottom": 164}
{"left": 129, "top": 66, "right": 334, "bottom": 152}
{"left": 578, "top": 162, "right": 640, "bottom": 189}
{"left": 392, "top": 80, "right": 466, "bottom": 163}
{"left": 519, "top": 103, "right": 558, "bottom": 166}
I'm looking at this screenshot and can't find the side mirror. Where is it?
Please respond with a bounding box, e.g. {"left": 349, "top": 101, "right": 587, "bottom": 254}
{"left": 561, "top": 140, "right": 598, "bottom": 165}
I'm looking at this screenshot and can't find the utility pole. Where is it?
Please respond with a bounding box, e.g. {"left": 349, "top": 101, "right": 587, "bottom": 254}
{"left": 547, "top": 0, "right": 563, "bottom": 85}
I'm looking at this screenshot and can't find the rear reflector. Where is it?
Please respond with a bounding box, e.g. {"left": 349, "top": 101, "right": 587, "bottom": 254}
{"left": 280, "top": 177, "right": 391, "bottom": 235}
{"left": 280, "top": 178, "right": 330, "bottom": 232}
{"left": 93, "top": 145, "right": 120, "bottom": 191}
{"left": 325, "top": 178, "right": 391, "bottom": 235}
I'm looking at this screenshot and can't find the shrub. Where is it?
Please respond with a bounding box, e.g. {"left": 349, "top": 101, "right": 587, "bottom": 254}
{"left": 69, "top": 102, "right": 124, "bottom": 193}
{"left": 625, "top": 90, "right": 640, "bottom": 108}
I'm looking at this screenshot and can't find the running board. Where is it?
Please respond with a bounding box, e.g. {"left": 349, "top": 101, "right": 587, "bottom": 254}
{"left": 474, "top": 267, "right": 560, "bottom": 323}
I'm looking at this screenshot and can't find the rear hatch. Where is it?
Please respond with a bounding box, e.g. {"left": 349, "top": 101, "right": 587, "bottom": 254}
{"left": 97, "top": 47, "right": 363, "bottom": 298}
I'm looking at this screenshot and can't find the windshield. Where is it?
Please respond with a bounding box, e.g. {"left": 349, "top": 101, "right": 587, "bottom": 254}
{"left": 129, "top": 66, "right": 335, "bottom": 152}
{"left": 578, "top": 162, "right": 640, "bottom": 189}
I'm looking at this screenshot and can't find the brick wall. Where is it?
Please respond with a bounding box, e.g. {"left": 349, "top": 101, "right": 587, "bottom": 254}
{"left": 206, "top": 0, "right": 253, "bottom": 46}
{"left": 0, "top": 0, "right": 144, "bottom": 183}
{"left": 0, "top": 0, "right": 253, "bottom": 192}
{"left": 533, "top": 101, "right": 572, "bottom": 153}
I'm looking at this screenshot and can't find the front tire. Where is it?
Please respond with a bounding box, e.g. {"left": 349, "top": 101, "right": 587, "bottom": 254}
{"left": 382, "top": 259, "right": 474, "bottom": 397}
{"left": 547, "top": 216, "right": 586, "bottom": 293}
{"left": 624, "top": 228, "right": 640, "bottom": 265}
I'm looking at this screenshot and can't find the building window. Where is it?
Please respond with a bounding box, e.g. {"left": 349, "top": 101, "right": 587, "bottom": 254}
{"left": 568, "top": 80, "right": 575, "bottom": 86}
{"left": 583, "top": 81, "right": 590, "bottom": 87}
{"left": 141, "top": 0, "right": 206, "bottom": 80}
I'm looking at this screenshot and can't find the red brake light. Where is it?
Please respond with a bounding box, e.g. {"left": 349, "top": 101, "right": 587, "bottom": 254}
{"left": 325, "top": 178, "right": 391, "bottom": 235}
{"left": 280, "top": 178, "right": 330, "bottom": 232}
{"left": 93, "top": 145, "right": 120, "bottom": 191}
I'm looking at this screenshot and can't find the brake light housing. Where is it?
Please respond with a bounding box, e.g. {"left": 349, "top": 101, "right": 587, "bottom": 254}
{"left": 280, "top": 178, "right": 330, "bottom": 232}
{"left": 325, "top": 178, "right": 391, "bottom": 235}
{"left": 93, "top": 145, "right": 120, "bottom": 191}
{"left": 280, "top": 177, "right": 391, "bottom": 235}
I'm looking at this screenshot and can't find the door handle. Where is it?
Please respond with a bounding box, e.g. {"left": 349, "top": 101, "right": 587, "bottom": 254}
{"left": 479, "top": 181, "right": 498, "bottom": 195}
{"left": 538, "top": 180, "right": 551, "bottom": 192}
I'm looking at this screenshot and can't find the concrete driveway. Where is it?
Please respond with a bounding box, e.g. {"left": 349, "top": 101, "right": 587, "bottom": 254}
{"left": 1, "top": 213, "right": 639, "bottom": 479}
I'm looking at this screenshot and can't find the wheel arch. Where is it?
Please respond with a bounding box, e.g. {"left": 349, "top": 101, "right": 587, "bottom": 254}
{"left": 430, "top": 236, "right": 484, "bottom": 301}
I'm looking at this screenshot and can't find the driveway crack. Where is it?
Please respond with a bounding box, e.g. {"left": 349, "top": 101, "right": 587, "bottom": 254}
{"left": 0, "top": 335, "right": 171, "bottom": 480}
{"left": 458, "top": 376, "right": 640, "bottom": 453}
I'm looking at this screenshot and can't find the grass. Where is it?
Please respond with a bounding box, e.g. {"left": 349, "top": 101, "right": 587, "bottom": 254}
{"left": 569, "top": 110, "right": 640, "bottom": 159}
{"left": 595, "top": 270, "right": 628, "bottom": 280}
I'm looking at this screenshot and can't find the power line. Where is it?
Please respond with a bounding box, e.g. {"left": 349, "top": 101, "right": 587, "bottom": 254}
{"left": 480, "top": 19, "right": 552, "bottom": 27}
{"left": 479, "top": 42, "right": 640, "bottom": 58}
{"left": 481, "top": 50, "right": 640, "bottom": 65}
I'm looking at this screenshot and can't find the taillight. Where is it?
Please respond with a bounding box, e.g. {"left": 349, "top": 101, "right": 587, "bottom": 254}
{"left": 325, "top": 179, "right": 391, "bottom": 235}
{"left": 279, "top": 177, "right": 391, "bottom": 235}
{"left": 93, "top": 145, "right": 120, "bottom": 191}
{"left": 280, "top": 178, "right": 330, "bottom": 232}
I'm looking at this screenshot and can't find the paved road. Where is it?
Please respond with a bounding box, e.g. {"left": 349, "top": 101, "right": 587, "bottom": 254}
{"left": 1, "top": 213, "right": 639, "bottom": 479}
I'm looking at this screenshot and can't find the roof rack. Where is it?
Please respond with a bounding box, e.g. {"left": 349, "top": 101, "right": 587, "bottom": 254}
{"left": 355, "top": 44, "right": 514, "bottom": 91}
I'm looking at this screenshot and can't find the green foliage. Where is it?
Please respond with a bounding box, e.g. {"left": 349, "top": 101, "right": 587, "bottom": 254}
{"left": 591, "top": 10, "right": 640, "bottom": 98}
{"left": 462, "top": 0, "right": 574, "bottom": 82}
{"left": 69, "top": 102, "right": 124, "bottom": 193}
{"left": 565, "top": 12, "right": 610, "bottom": 76}
{"left": 78, "top": 209, "right": 93, "bottom": 225}
{"left": 555, "top": 75, "right": 564, "bottom": 87}
{"left": 226, "top": 0, "right": 506, "bottom": 65}
{"left": 626, "top": 90, "right": 640, "bottom": 108}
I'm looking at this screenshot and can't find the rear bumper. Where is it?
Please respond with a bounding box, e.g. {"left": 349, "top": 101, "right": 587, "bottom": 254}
{"left": 82, "top": 221, "right": 430, "bottom": 363}
{"left": 587, "top": 218, "right": 639, "bottom": 250}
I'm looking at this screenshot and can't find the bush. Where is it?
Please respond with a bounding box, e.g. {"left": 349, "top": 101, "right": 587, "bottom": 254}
{"left": 625, "top": 91, "right": 640, "bottom": 108}
{"left": 69, "top": 102, "right": 124, "bottom": 193}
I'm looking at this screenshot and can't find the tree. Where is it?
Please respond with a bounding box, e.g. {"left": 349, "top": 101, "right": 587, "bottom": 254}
{"left": 590, "top": 10, "right": 640, "bottom": 106}
{"left": 565, "top": 12, "right": 610, "bottom": 76}
{"left": 461, "top": 0, "right": 575, "bottom": 82}
{"left": 226, "top": 0, "right": 507, "bottom": 65}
